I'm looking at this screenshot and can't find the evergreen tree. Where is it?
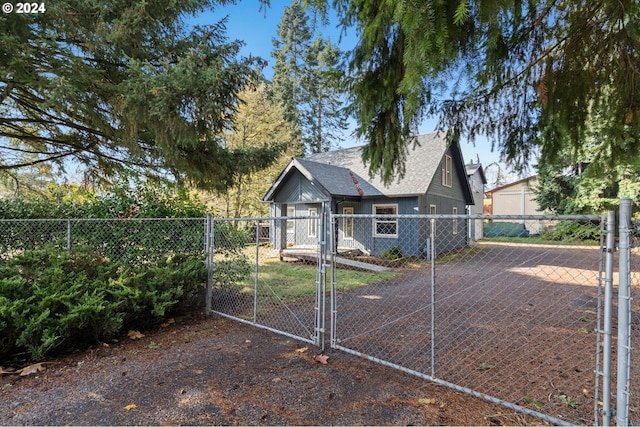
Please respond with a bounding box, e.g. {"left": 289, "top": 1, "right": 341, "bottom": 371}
{"left": 0, "top": 0, "right": 279, "bottom": 192}
{"left": 271, "top": 0, "right": 347, "bottom": 154}
{"left": 536, "top": 142, "right": 640, "bottom": 214}
{"left": 301, "top": 38, "right": 348, "bottom": 153}
{"left": 271, "top": 0, "right": 313, "bottom": 136}
{"left": 310, "top": 0, "right": 640, "bottom": 184}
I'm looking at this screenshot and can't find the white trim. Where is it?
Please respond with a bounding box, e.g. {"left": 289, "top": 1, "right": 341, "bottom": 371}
{"left": 442, "top": 154, "right": 452, "bottom": 187}
{"left": 308, "top": 208, "right": 318, "bottom": 238}
{"left": 286, "top": 206, "right": 295, "bottom": 234}
{"left": 343, "top": 207, "right": 354, "bottom": 240}
{"left": 373, "top": 204, "right": 398, "bottom": 238}
{"left": 452, "top": 207, "right": 458, "bottom": 235}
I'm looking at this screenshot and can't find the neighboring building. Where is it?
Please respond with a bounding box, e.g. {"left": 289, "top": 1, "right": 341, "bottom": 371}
{"left": 487, "top": 175, "right": 547, "bottom": 235}
{"left": 262, "top": 132, "right": 475, "bottom": 257}
{"left": 465, "top": 163, "right": 487, "bottom": 240}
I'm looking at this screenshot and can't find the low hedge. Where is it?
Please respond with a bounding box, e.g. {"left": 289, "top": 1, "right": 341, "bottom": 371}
{"left": 0, "top": 246, "right": 208, "bottom": 361}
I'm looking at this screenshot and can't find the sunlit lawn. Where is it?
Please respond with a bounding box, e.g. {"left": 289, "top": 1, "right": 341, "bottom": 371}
{"left": 239, "top": 258, "right": 397, "bottom": 300}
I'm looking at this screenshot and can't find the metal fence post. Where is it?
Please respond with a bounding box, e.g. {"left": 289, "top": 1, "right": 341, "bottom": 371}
{"left": 598, "top": 211, "right": 616, "bottom": 426}
{"left": 253, "top": 219, "right": 260, "bottom": 323}
{"left": 329, "top": 212, "right": 337, "bottom": 349}
{"left": 66, "top": 219, "right": 72, "bottom": 251}
{"left": 617, "top": 198, "right": 633, "bottom": 426}
{"left": 430, "top": 217, "right": 436, "bottom": 377}
{"left": 315, "top": 205, "right": 328, "bottom": 351}
{"left": 205, "top": 214, "right": 213, "bottom": 314}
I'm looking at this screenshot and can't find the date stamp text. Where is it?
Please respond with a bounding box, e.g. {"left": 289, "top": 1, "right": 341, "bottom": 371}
{"left": 2, "top": 2, "right": 46, "bottom": 14}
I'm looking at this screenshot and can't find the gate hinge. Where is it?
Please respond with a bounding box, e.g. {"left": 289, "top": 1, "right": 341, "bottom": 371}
{"left": 599, "top": 408, "right": 616, "bottom": 418}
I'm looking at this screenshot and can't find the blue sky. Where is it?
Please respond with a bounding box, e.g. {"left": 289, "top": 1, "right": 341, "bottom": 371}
{"left": 189, "top": 1, "right": 521, "bottom": 185}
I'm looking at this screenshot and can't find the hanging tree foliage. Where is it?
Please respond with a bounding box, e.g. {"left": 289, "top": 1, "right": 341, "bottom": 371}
{"left": 0, "top": 0, "right": 281, "bottom": 191}
{"left": 310, "top": 0, "right": 640, "bottom": 184}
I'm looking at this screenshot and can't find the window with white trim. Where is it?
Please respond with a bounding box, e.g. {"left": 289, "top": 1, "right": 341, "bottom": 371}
{"left": 343, "top": 207, "right": 354, "bottom": 239}
{"left": 442, "top": 154, "right": 452, "bottom": 187}
{"left": 452, "top": 207, "right": 458, "bottom": 234}
{"left": 308, "top": 208, "right": 318, "bottom": 238}
{"left": 286, "top": 206, "right": 295, "bottom": 233}
{"left": 373, "top": 204, "right": 398, "bottom": 237}
{"left": 429, "top": 204, "right": 437, "bottom": 215}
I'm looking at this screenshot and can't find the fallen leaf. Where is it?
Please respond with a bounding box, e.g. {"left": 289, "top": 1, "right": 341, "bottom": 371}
{"left": 0, "top": 366, "right": 17, "bottom": 375}
{"left": 161, "top": 318, "right": 176, "bottom": 328}
{"left": 19, "top": 363, "right": 46, "bottom": 376}
{"left": 124, "top": 403, "right": 137, "bottom": 411}
{"left": 103, "top": 343, "right": 110, "bottom": 348}
{"left": 313, "top": 354, "right": 329, "bottom": 364}
{"left": 296, "top": 347, "right": 308, "bottom": 353}
{"left": 127, "top": 330, "right": 145, "bottom": 340}
{"left": 418, "top": 398, "right": 436, "bottom": 405}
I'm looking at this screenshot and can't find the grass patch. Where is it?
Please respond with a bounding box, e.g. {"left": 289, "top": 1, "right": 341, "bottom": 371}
{"left": 239, "top": 258, "right": 397, "bottom": 301}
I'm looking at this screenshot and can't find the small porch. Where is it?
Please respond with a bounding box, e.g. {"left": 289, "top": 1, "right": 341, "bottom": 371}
{"left": 279, "top": 247, "right": 389, "bottom": 272}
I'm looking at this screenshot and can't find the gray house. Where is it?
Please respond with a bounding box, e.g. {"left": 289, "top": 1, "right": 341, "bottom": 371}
{"left": 466, "top": 163, "right": 487, "bottom": 240}
{"left": 262, "top": 132, "right": 474, "bottom": 257}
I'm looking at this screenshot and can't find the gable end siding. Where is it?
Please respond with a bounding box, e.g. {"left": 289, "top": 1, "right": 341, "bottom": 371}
{"left": 272, "top": 170, "right": 330, "bottom": 203}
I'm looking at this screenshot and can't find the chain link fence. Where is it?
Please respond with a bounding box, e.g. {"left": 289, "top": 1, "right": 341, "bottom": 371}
{"left": 330, "top": 214, "right": 604, "bottom": 425}
{"left": 0, "top": 218, "right": 207, "bottom": 265}
{"left": 2, "top": 212, "right": 637, "bottom": 425}
{"left": 207, "top": 217, "right": 321, "bottom": 345}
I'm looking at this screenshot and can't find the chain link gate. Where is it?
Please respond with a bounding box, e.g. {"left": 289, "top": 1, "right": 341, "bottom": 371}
{"left": 205, "top": 208, "right": 636, "bottom": 426}
{"left": 206, "top": 215, "right": 325, "bottom": 347}
{"left": 329, "top": 213, "right": 608, "bottom": 426}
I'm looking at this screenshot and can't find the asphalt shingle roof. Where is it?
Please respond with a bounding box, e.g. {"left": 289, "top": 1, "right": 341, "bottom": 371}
{"left": 305, "top": 132, "right": 449, "bottom": 197}
{"left": 294, "top": 158, "right": 383, "bottom": 197}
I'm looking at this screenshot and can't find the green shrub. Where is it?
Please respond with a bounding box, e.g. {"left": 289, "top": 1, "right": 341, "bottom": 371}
{"left": 541, "top": 220, "right": 601, "bottom": 243}
{"left": 380, "top": 247, "right": 404, "bottom": 260}
{"left": 0, "top": 246, "right": 207, "bottom": 361}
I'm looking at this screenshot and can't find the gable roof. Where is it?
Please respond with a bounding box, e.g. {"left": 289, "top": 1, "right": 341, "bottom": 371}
{"left": 466, "top": 163, "right": 487, "bottom": 185}
{"left": 306, "top": 132, "right": 455, "bottom": 197}
{"left": 487, "top": 175, "right": 539, "bottom": 194}
{"left": 262, "top": 158, "right": 383, "bottom": 202}
{"left": 294, "top": 158, "right": 383, "bottom": 197}
{"left": 263, "top": 131, "right": 474, "bottom": 203}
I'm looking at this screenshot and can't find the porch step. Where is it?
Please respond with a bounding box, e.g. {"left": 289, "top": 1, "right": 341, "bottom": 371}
{"left": 279, "top": 249, "right": 389, "bottom": 272}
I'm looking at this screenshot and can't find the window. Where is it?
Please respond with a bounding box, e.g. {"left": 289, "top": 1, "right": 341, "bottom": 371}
{"left": 452, "top": 207, "right": 458, "bottom": 235}
{"left": 373, "top": 204, "right": 398, "bottom": 237}
{"left": 429, "top": 205, "right": 437, "bottom": 215}
{"left": 442, "top": 154, "right": 452, "bottom": 187}
{"left": 286, "top": 206, "right": 295, "bottom": 233}
{"left": 308, "top": 208, "right": 318, "bottom": 238}
{"left": 343, "top": 207, "right": 354, "bottom": 239}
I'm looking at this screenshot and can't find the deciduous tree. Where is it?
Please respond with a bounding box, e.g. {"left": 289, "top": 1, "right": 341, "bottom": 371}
{"left": 207, "top": 83, "right": 297, "bottom": 218}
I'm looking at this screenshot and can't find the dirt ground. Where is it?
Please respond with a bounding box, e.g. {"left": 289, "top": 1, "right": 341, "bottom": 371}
{"left": 0, "top": 313, "right": 544, "bottom": 426}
